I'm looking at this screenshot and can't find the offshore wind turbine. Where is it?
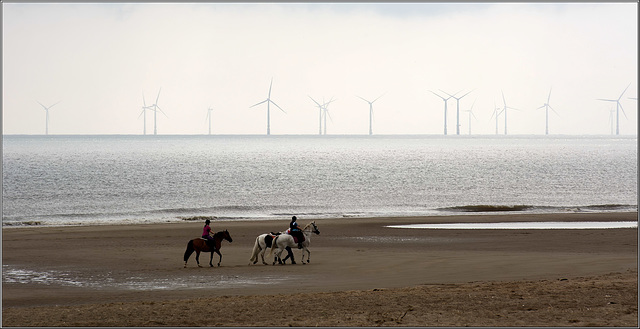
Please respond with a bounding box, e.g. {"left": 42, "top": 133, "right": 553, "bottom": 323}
{"left": 489, "top": 101, "right": 502, "bottom": 135}
{"left": 597, "top": 83, "right": 631, "bottom": 135}
{"left": 205, "top": 106, "right": 214, "bottom": 135}
{"left": 463, "top": 99, "right": 477, "bottom": 135}
{"left": 535, "top": 88, "right": 560, "bottom": 135}
{"left": 138, "top": 92, "right": 152, "bottom": 135}
{"left": 356, "top": 93, "right": 384, "bottom": 135}
{"left": 36, "top": 100, "right": 60, "bottom": 135}
{"left": 321, "top": 97, "right": 336, "bottom": 135}
{"left": 147, "top": 88, "right": 167, "bottom": 135}
{"left": 500, "top": 91, "right": 521, "bottom": 135}
{"left": 308, "top": 96, "right": 334, "bottom": 135}
{"left": 441, "top": 89, "right": 473, "bottom": 135}
{"left": 250, "top": 78, "right": 285, "bottom": 135}
{"left": 429, "top": 90, "right": 457, "bottom": 135}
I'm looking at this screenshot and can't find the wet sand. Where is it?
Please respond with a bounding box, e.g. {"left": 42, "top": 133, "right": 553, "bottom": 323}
{"left": 2, "top": 212, "right": 638, "bottom": 326}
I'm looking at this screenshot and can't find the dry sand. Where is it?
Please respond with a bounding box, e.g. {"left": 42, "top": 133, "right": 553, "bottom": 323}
{"left": 2, "top": 212, "right": 638, "bottom": 327}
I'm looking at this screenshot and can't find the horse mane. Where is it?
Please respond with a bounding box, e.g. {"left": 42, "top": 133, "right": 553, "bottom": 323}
{"left": 302, "top": 222, "right": 313, "bottom": 230}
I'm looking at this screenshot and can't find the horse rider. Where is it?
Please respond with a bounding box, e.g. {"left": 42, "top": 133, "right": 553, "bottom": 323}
{"left": 288, "top": 215, "right": 305, "bottom": 249}
{"left": 202, "top": 219, "right": 215, "bottom": 250}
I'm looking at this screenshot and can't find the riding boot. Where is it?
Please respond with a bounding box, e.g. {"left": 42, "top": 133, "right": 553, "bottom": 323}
{"left": 298, "top": 242, "right": 303, "bottom": 249}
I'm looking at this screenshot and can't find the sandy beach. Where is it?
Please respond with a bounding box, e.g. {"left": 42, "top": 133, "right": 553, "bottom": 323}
{"left": 2, "top": 212, "right": 638, "bottom": 327}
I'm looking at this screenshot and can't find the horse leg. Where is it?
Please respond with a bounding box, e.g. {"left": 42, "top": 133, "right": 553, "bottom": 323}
{"left": 196, "top": 251, "right": 202, "bottom": 267}
{"left": 260, "top": 248, "right": 268, "bottom": 265}
{"left": 209, "top": 251, "right": 214, "bottom": 267}
{"left": 216, "top": 250, "right": 223, "bottom": 267}
{"left": 305, "top": 247, "right": 311, "bottom": 264}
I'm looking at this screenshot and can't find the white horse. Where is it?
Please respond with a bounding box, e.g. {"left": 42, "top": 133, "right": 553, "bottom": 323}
{"left": 248, "top": 233, "right": 294, "bottom": 265}
{"left": 269, "top": 221, "right": 320, "bottom": 265}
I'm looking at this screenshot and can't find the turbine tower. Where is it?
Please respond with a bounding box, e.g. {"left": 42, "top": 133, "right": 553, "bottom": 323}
{"left": 147, "top": 88, "right": 167, "bottom": 135}
{"left": 463, "top": 99, "right": 477, "bottom": 135}
{"left": 250, "top": 78, "right": 285, "bottom": 135}
{"left": 138, "top": 92, "right": 152, "bottom": 135}
{"left": 429, "top": 90, "right": 457, "bottom": 135}
{"left": 441, "top": 89, "right": 473, "bottom": 135}
{"left": 535, "top": 88, "right": 560, "bottom": 135}
{"left": 321, "top": 97, "right": 335, "bottom": 135}
{"left": 501, "top": 91, "right": 521, "bottom": 135}
{"left": 356, "top": 93, "right": 384, "bottom": 135}
{"left": 489, "top": 101, "right": 502, "bottom": 135}
{"left": 205, "top": 106, "right": 214, "bottom": 135}
{"left": 36, "top": 100, "right": 60, "bottom": 135}
{"left": 597, "top": 83, "right": 631, "bottom": 135}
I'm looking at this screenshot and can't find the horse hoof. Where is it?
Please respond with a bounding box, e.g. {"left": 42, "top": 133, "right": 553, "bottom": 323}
{"left": 292, "top": 261, "right": 296, "bottom": 265}
{"left": 198, "top": 265, "right": 203, "bottom": 268}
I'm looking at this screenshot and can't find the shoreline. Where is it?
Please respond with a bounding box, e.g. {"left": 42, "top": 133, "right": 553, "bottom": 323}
{"left": 3, "top": 212, "right": 637, "bottom": 326}
{"left": 3, "top": 209, "right": 638, "bottom": 229}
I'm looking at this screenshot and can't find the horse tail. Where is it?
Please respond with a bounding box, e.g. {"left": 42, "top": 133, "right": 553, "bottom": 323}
{"left": 184, "top": 239, "right": 195, "bottom": 263}
{"left": 249, "top": 236, "right": 261, "bottom": 263}
{"left": 268, "top": 235, "right": 279, "bottom": 256}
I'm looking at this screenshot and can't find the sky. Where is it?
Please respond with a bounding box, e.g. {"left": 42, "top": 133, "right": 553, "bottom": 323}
{"left": 2, "top": 2, "right": 638, "bottom": 135}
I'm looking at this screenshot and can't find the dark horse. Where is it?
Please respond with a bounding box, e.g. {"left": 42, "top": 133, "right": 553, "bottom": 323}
{"left": 184, "top": 230, "right": 233, "bottom": 268}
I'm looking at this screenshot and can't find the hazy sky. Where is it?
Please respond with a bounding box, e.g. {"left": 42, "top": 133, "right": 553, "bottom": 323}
{"left": 2, "top": 2, "right": 638, "bottom": 135}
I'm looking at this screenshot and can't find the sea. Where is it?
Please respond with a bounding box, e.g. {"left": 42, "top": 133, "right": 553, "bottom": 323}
{"left": 2, "top": 134, "right": 638, "bottom": 227}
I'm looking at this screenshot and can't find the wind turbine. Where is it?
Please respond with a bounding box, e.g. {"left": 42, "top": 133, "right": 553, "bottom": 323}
{"left": 205, "top": 106, "right": 214, "bottom": 135}
{"left": 501, "top": 91, "right": 521, "bottom": 135}
{"left": 356, "top": 93, "right": 384, "bottom": 135}
{"left": 36, "top": 100, "right": 60, "bottom": 135}
{"left": 321, "top": 97, "right": 336, "bottom": 135}
{"left": 489, "top": 101, "right": 502, "bottom": 135}
{"left": 597, "top": 83, "right": 631, "bottom": 135}
{"left": 429, "top": 90, "right": 457, "bottom": 135}
{"left": 138, "top": 92, "right": 153, "bottom": 135}
{"left": 463, "top": 99, "right": 477, "bottom": 135}
{"left": 147, "top": 88, "right": 167, "bottom": 135}
{"left": 308, "top": 96, "right": 335, "bottom": 135}
{"left": 441, "top": 89, "right": 473, "bottom": 135}
{"left": 535, "top": 88, "right": 560, "bottom": 135}
{"left": 250, "top": 78, "right": 285, "bottom": 135}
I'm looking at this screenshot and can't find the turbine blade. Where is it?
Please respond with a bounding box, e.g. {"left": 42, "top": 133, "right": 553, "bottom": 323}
{"left": 501, "top": 90, "right": 506, "bottom": 107}
{"left": 597, "top": 99, "right": 617, "bottom": 102}
{"left": 619, "top": 102, "right": 628, "bottom": 119}
{"left": 439, "top": 89, "right": 454, "bottom": 98}
{"left": 270, "top": 100, "right": 286, "bottom": 113}
{"left": 460, "top": 89, "right": 473, "bottom": 99}
{"left": 250, "top": 99, "right": 268, "bottom": 108}
{"left": 356, "top": 95, "right": 369, "bottom": 103}
{"left": 547, "top": 87, "right": 552, "bottom": 104}
{"left": 268, "top": 78, "right": 273, "bottom": 98}
{"left": 308, "top": 95, "right": 321, "bottom": 107}
{"left": 155, "top": 88, "right": 161, "bottom": 105}
{"left": 618, "top": 83, "right": 631, "bottom": 100}
{"left": 143, "top": 92, "right": 147, "bottom": 107}
{"left": 428, "top": 90, "right": 445, "bottom": 100}
{"left": 548, "top": 105, "right": 561, "bottom": 117}
{"left": 536, "top": 105, "right": 546, "bottom": 110}
{"left": 36, "top": 100, "right": 47, "bottom": 109}
{"left": 373, "top": 92, "right": 386, "bottom": 103}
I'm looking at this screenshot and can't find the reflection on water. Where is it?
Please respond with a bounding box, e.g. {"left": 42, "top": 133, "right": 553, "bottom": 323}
{"left": 2, "top": 265, "right": 291, "bottom": 291}
{"left": 386, "top": 221, "right": 638, "bottom": 230}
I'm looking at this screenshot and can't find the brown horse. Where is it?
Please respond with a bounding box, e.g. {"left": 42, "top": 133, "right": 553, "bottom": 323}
{"left": 183, "top": 230, "right": 233, "bottom": 268}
